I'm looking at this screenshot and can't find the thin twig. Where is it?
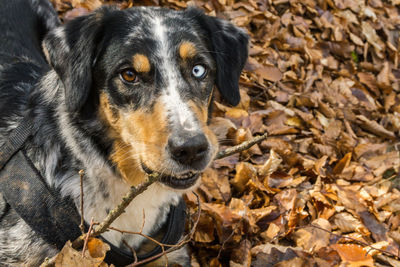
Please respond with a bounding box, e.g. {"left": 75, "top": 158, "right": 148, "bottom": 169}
{"left": 79, "top": 170, "right": 85, "bottom": 235}
{"left": 216, "top": 196, "right": 252, "bottom": 259}
{"left": 81, "top": 218, "right": 94, "bottom": 257}
{"left": 93, "top": 173, "right": 160, "bottom": 237}
{"left": 215, "top": 133, "right": 268, "bottom": 159}
{"left": 107, "top": 226, "right": 167, "bottom": 249}
{"left": 72, "top": 172, "right": 161, "bottom": 248}
{"left": 122, "top": 239, "right": 138, "bottom": 264}
{"left": 130, "top": 193, "right": 202, "bottom": 266}
{"left": 217, "top": 217, "right": 243, "bottom": 260}
{"left": 107, "top": 196, "right": 201, "bottom": 251}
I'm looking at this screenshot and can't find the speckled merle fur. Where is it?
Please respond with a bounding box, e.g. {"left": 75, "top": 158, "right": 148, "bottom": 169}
{"left": 0, "top": 1, "right": 248, "bottom": 266}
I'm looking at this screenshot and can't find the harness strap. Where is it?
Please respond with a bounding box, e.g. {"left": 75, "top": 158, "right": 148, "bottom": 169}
{"left": 0, "top": 119, "right": 34, "bottom": 169}
{"left": 0, "top": 150, "right": 82, "bottom": 249}
{"left": 0, "top": 116, "right": 187, "bottom": 266}
{"left": 0, "top": 118, "right": 82, "bottom": 249}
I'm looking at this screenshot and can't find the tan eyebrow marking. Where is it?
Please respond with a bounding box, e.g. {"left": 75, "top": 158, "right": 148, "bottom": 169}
{"left": 179, "top": 42, "right": 197, "bottom": 59}
{"left": 132, "top": 54, "right": 151, "bottom": 73}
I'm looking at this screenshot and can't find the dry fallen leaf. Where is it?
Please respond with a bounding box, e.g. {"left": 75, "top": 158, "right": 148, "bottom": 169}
{"left": 51, "top": 240, "right": 109, "bottom": 267}
{"left": 331, "top": 244, "right": 374, "bottom": 267}
{"left": 51, "top": 0, "right": 400, "bottom": 265}
{"left": 292, "top": 218, "right": 331, "bottom": 253}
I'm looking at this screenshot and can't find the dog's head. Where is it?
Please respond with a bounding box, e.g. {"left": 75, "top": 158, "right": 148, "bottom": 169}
{"left": 44, "top": 6, "right": 248, "bottom": 190}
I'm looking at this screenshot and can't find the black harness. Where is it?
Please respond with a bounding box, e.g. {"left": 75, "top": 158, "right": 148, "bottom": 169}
{"left": 0, "top": 116, "right": 186, "bottom": 266}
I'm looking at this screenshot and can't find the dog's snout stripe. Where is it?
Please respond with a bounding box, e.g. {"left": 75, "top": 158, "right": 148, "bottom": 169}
{"left": 151, "top": 15, "right": 197, "bottom": 132}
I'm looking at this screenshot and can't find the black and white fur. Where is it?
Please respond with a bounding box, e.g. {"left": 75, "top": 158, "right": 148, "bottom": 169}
{"left": 0, "top": 0, "right": 248, "bottom": 265}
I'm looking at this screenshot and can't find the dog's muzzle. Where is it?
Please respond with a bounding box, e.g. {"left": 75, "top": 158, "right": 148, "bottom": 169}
{"left": 141, "top": 163, "right": 201, "bottom": 189}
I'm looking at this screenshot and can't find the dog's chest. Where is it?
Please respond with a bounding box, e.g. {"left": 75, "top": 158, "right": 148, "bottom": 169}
{"left": 79, "top": 166, "right": 181, "bottom": 250}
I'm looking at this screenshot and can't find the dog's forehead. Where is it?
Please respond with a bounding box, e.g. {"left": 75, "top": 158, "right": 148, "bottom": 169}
{"left": 118, "top": 7, "right": 201, "bottom": 45}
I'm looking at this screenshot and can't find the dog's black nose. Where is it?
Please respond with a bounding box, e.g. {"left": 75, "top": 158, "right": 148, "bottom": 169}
{"left": 168, "top": 134, "right": 209, "bottom": 166}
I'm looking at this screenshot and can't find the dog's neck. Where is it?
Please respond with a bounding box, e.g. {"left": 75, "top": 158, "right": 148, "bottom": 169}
{"left": 35, "top": 71, "right": 182, "bottom": 251}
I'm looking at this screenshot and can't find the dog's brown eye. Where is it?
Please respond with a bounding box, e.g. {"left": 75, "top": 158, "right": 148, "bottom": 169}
{"left": 120, "top": 69, "right": 138, "bottom": 83}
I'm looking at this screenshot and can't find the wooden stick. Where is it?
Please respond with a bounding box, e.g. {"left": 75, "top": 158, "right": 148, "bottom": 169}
{"left": 215, "top": 133, "right": 268, "bottom": 159}
{"left": 72, "top": 172, "right": 161, "bottom": 248}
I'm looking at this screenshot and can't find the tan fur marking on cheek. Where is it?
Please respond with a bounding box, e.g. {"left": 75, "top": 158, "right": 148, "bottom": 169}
{"left": 132, "top": 54, "right": 151, "bottom": 73}
{"left": 99, "top": 93, "right": 146, "bottom": 186}
{"left": 179, "top": 42, "right": 197, "bottom": 59}
{"left": 99, "top": 93, "right": 121, "bottom": 133}
{"left": 124, "top": 101, "right": 169, "bottom": 171}
{"left": 111, "top": 140, "right": 146, "bottom": 186}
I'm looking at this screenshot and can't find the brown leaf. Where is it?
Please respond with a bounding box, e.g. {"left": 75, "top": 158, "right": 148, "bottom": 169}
{"left": 292, "top": 218, "right": 331, "bottom": 253}
{"left": 202, "top": 203, "right": 242, "bottom": 226}
{"left": 209, "top": 258, "right": 222, "bottom": 267}
{"left": 199, "top": 168, "right": 231, "bottom": 202}
{"left": 357, "top": 72, "right": 380, "bottom": 95}
{"left": 259, "top": 149, "right": 282, "bottom": 177}
{"left": 361, "top": 21, "right": 385, "bottom": 53}
{"left": 358, "top": 210, "right": 388, "bottom": 242}
{"left": 230, "top": 162, "right": 256, "bottom": 193}
{"left": 333, "top": 152, "right": 352, "bottom": 174}
{"left": 251, "top": 244, "right": 303, "bottom": 267}
{"left": 261, "top": 222, "right": 281, "bottom": 241}
{"left": 53, "top": 241, "right": 109, "bottom": 267}
{"left": 193, "top": 214, "right": 215, "bottom": 243}
{"left": 362, "top": 151, "right": 400, "bottom": 177}
{"left": 87, "top": 238, "right": 110, "bottom": 260}
{"left": 354, "top": 143, "right": 387, "bottom": 160}
{"left": 274, "top": 189, "right": 297, "bottom": 212}
{"left": 356, "top": 115, "right": 396, "bottom": 139}
{"left": 78, "top": 0, "right": 102, "bottom": 11}
{"left": 254, "top": 66, "right": 283, "bottom": 82}
{"left": 237, "top": 89, "right": 251, "bottom": 111}
{"left": 230, "top": 239, "right": 252, "bottom": 266}
{"left": 225, "top": 108, "right": 249, "bottom": 126}
{"left": 377, "top": 62, "right": 392, "bottom": 92}
{"left": 209, "top": 117, "right": 237, "bottom": 142}
{"left": 333, "top": 212, "right": 370, "bottom": 235}
{"left": 331, "top": 244, "right": 374, "bottom": 266}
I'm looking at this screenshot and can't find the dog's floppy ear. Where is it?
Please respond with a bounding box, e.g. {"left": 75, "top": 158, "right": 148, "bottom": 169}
{"left": 43, "top": 8, "right": 110, "bottom": 112}
{"left": 186, "top": 8, "right": 249, "bottom": 106}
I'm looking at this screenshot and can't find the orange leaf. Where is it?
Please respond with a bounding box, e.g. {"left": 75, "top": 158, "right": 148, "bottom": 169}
{"left": 331, "top": 244, "right": 374, "bottom": 266}
{"left": 333, "top": 152, "right": 352, "bottom": 174}
{"left": 87, "top": 238, "right": 110, "bottom": 260}
{"left": 254, "top": 66, "right": 282, "bottom": 82}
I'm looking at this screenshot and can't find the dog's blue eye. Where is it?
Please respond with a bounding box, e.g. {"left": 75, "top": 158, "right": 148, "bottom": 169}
{"left": 192, "top": 65, "right": 206, "bottom": 79}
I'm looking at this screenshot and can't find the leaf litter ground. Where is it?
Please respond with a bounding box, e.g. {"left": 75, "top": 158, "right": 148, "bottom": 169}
{"left": 51, "top": 0, "right": 400, "bottom": 266}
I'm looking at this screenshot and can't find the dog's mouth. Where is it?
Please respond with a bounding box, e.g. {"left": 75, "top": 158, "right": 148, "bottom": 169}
{"left": 141, "top": 163, "right": 200, "bottom": 189}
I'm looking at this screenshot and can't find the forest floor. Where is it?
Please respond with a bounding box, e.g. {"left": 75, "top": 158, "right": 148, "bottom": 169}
{"left": 51, "top": 0, "right": 400, "bottom": 266}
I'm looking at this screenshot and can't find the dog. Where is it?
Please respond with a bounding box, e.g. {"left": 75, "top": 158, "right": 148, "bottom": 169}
{"left": 0, "top": 0, "right": 248, "bottom": 265}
